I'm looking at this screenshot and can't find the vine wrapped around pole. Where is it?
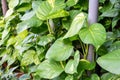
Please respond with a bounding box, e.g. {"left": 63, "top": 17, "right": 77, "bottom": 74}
{"left": 87, "top": 0, "right": 99, "bottom": 76}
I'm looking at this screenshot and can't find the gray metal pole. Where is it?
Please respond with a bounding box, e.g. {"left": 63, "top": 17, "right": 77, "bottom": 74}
{"left": 87, "top": 0, "right": 99, "bottom": 76}
{"left": 1, "top": 0, "right": 8, "bottom": 16}
{"left": 88, "top": 0, "right": 98, "bottom": 25}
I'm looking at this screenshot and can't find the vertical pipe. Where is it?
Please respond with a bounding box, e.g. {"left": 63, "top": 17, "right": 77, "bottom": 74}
{"left": 88, "top": 0, "right": 98, "bottom": 25}
{"left": 87, "top": 0, "right": 99, "bottom": 76}
{"left": 1, "top": 0, "right": 8, "bottom": 16}
{"left": 87, "top": 0, "right": 98, "bottom": 63}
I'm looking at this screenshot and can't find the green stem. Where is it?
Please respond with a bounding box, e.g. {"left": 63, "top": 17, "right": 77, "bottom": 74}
{"left": 83, "top": 44, "right": 88, "bottom": 59}
{"left": 47, "top": 19, "right": 54, "bottom": 34}
{"left": 60, "top": 61, "right": 64, "bottom": 69}
{"left": 79, "top": 40, "right": 85, "bottom": 55}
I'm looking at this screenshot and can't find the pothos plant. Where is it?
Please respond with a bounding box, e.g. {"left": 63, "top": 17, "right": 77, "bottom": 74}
{"left": 0, "top": 0, "right": 120, "bottom": 80}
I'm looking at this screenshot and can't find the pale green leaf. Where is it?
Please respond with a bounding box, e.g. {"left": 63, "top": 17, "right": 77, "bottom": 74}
{"left": 65, "top": 75, "right": 73, "bottom": 80}
{"left": 65, "top": 51, "right": 79, "bottom": 74}
{"left": 5, "top": 9, "right": 14, "bottom": 18}
{"left": 7, "top": 36, "right": 16, "bottom": 46}
{"left": 62, "top": 10, "right": 81, "bottom": 30}
{"left": 37, "top": 60, "right": 64, "bottom": 79}
{"left": 15, "top": 44, "right": 32, "bottom": 54}
{"left": 63, "top": 13, "right": 86, "bottom": 39}
{"left": 97, "top": 49, "right": 120, "bottom": 74}
{"left": 2, "top": 28, "right": 10, "bottom": 40}
{"left": 21, "top": 50, "right": 36, "bottom": 66}
{"left": 0, "top": 19, "right": 5, "bottom": 27}
{"left": 47, "top": 0, "right": 55, "bottom": 8}
{"left": 110, "top": 0, "right": 117, "bottom": 4}
{"left": 46, "top": 38, "right": 73, "bottom": 61}
{"left": 66, "top": 0, "right": 79, "bottom": 7}
{"left": 101, "top": 73, "right": 119, "bottom": 80}
{"left": 32, "top": 1, "right": 42, "bottom": 10}
{"left": 74, "top": 50, "right": 80, "bottom": 67}
{"left": 79, "top": 23, "right": 106, "bottom": 50}
{"left": 15, "top": 30, "right": 28, "bottom": 43}
{"left": 38, "top": 34, "right": 55, "bottom": 46}
{"left": 33, "top": 0, "right": 69, "bottom": 20}
{"left": 33, "top": 54, "right": 40, "bottom": 65}
{"left": 19, "top": 74, "right": 31, "bottom": 80}
{"left": 108, "top": 41, "right": 120, "bottom": 52}
{"left": 9, "top": 0, "right": 19, "bottom": 9}
{"left": 101, "top": 9, "right": 119, "bottom": 17}
{"left": 22, "top": 33, "right": 35, "bottom": 44}
{"left": 65, "top": 60, "right": 75, "bottom": 74}
{"left": 17, "top": 16, "right": 43, "bottom": 33}
{"left": 21, "top": 11, "right": 35, "bottom": 20}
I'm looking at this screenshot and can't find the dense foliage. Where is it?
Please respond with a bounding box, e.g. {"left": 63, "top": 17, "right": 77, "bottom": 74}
{"left": 0, "top": 0, "right": 120, "bottom": 80}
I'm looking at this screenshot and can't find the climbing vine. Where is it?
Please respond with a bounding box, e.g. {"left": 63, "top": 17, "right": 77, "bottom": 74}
{"left": 0, "top": 0, "right": 120, "bottom": 80}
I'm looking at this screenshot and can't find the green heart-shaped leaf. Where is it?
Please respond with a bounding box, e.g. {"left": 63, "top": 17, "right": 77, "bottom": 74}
{"left": 97, "top": 49, "right": 120, "bottom": 74}
{"left": 63, "top": 13, "right": 86, "bottom": 39}
{"left": 46, "top": 38, "right": 73, "bottom": 61}
{"left": 37, "top": 60, "right": 64, "bottom": 79}
{"left": 65, "top": 51, "right": 80, "bottom": 74}
{"left": 79, "top": 23, "right": 106, "bottom": 50}
{"left": 33, "top": 0, "right": 69, "bottom": 20}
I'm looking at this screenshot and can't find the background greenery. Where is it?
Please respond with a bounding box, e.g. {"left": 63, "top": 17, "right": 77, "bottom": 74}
{"left": 0, "top": 0, "right": 120, "bottom": 80}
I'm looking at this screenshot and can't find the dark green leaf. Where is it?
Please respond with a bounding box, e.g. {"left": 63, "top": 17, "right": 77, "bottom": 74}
{"left": 78, "top": 59, "right": 95, "bottom": 70}
{"left": 20, "top": 0, "right": 31, "bottom": 4}
{"left": 91, "top": 74, "right": 100, "bottom": 80}
{"left": 16, "top": 3, "right": 31, "bottom": 12}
